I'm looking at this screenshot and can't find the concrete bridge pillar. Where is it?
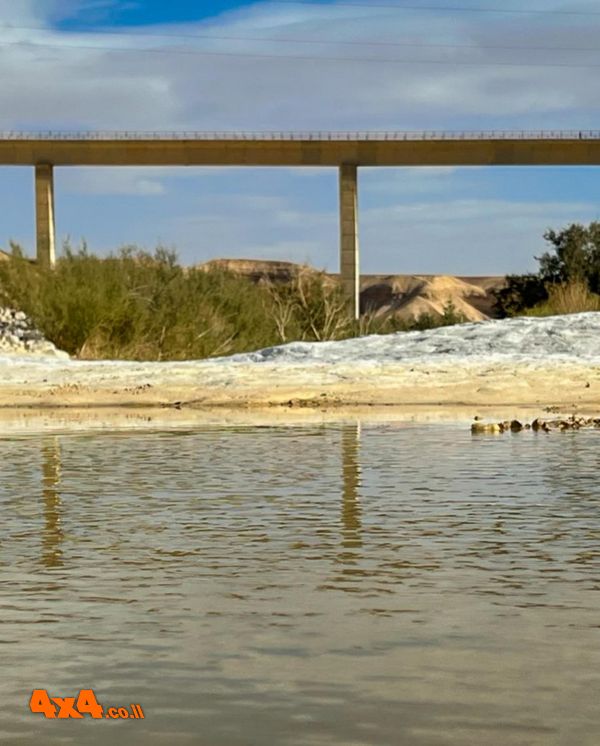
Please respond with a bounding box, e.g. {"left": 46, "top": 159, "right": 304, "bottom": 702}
{"left": 339, "top": 164, "right": 360, "bottom": 319}
{"left": 35, "top": 164, "right": 56, "bottom": 267}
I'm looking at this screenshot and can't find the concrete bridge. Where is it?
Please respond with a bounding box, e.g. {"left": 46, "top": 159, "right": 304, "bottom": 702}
{"left": 3, "top": 129, "right": 600, "bottom": 318}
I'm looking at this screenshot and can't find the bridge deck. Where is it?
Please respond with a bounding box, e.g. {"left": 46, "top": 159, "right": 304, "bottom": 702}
{"left": 1, "top": 131, "right": 600, "bottom": 166}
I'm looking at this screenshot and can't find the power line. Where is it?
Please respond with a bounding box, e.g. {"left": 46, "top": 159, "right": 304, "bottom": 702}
{"left": 269, "top": 0, "right": 600, "bottom": 16}
{"left": 6, "top": 38, "right": 600, "bottom": 69}
{"left": 2, "top": 24, "right": 599, "bottom": 54}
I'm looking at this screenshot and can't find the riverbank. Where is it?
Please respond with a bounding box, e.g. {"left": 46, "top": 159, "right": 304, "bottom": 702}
{"left": 2, "top": 402, "right": 600, "bottom": 437}
{"left": 0, "top": 356, "right": 598, "bottom": 411}
{"left": 1, "top": 313, "right": 599, "bottom": 413}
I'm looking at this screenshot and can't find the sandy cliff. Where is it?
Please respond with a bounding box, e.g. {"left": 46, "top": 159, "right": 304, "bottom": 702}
{"left": 198, "top": 259, "right": 504, "bottom": 322}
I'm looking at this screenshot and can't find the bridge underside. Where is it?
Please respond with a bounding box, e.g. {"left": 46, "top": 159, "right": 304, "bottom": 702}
{"left": 3, "top": 134, "right": 600, "bottom": 319}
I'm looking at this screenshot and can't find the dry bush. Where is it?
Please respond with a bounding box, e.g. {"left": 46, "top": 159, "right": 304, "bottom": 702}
{"left": 264, "top": 268, "right": 352, "bottom": 342}
{"left": 526, "top": 281, "right": 600, "bottom": 317}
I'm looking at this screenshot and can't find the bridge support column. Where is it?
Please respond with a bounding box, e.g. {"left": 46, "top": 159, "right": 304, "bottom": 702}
{"left": 35, "top": 164, "right": 56, "bottom": 267}
{"left": 339, "top": 164, "right": 360, "bottom": 320}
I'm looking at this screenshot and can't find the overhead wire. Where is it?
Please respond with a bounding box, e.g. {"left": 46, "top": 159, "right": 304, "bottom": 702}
{"left": 1, "top": 23, "right": 599, "bottom": 54}
{"left": 3, "top": 1, "right": 599, "bottom": 69}
{"left": 265, "top": 0, "right": 600, "bottom": 16}
{"left": 4, "top": 38, "right": 600, "bottom": 69}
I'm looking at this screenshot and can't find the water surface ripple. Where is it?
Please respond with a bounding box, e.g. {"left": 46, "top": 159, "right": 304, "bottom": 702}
{"left": 0, "top": 423, "right": 599, "bottom": 745}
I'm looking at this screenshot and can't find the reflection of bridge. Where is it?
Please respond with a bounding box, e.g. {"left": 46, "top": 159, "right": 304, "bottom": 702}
{"left": 4, "top": 130, "right": 600, "bottom": 318}
{"left": 38, "top": 424, "right": 362, "bottom": 575}
{"left": 41, "top": 438, "right": 63, "bottom": 569}
{"left": 341, "top": 423, "right": 362, "bottom": 558}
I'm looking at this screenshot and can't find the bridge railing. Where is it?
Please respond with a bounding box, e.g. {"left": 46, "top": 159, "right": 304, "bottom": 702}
{"left": 0, "top": 130, "right": 600, "bottom": 141}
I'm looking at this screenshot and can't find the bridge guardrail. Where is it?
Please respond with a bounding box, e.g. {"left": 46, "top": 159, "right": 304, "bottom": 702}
{"left": 0, "top": 130, "right": 599, "bottom": 141}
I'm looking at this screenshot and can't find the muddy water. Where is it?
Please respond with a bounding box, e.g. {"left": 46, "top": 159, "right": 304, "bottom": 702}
{"left": 1, "top": 423, "right": 599, "bottom": 745}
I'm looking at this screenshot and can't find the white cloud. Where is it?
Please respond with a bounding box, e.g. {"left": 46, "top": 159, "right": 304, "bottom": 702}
{"left": 362, "top": 167, "right": 461, "bottom": 197}
{"left": 158, "top": 190, "right": 338, "bottom": 268}
{"left": 60, "top": 167, "right": 167, "bottom": 195}
{"left": 1, "top": 0, "right": 600, "bottom": 132}
{"left": 361, "top": 198, "right": 600, "bottom": 275}
{"left": 1, "top": 0, "right": 600, "bottom": 274}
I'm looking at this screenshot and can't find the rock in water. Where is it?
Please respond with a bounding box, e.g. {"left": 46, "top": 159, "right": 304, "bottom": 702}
{"left": 471, "top": 422, "right": 502, "bottom": 434}
{"left": 472, "top": 416, "right": 600, "bottom": 434}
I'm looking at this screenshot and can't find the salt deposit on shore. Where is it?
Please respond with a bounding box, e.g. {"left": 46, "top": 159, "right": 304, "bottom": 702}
{"left": 0, "top": 313, "right": 599, "bottom": 410}
{"left": 0, "top": 308, "right": 67, "bottom": 358}
{"left": 228, "top": 313, "right": 600, "bottom": 364}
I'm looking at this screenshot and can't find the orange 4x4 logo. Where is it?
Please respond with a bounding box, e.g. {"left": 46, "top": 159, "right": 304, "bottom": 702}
{"left": 29, "top": 689, "right": 144, "bottom": 720}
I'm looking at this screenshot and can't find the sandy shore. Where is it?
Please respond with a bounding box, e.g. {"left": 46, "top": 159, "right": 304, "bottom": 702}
{"left": 0, "top": 405, "right": 533, "bottom": 433}
{"left": 0, "top": 314, "right": 597, "bottom": 423}
{"left": 0, "top": 356, "right": 599, "bottom": 413}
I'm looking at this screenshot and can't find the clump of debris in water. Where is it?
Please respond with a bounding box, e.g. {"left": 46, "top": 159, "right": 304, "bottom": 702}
{"left": 471, "top": 415, "right": 600, "bottom": 434}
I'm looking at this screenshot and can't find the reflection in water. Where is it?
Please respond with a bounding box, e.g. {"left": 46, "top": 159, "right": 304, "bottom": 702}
{"left": 1, "top": 425, "right": 600, "bottom": 746}
{"left": 41, "top": 437, "right": 63, "bottom": 568}
{"left": 340, "top": 423, "right": 362, "bottom": 554}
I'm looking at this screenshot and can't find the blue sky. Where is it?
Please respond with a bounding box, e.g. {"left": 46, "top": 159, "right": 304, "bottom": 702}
{"left": 1, "top": 0, "right": 600, "bottom": 274}
{"left": 57, "top": 1, "right": 249, "bottom": 28}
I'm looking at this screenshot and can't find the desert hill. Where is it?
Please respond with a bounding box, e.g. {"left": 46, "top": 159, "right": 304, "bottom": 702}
{"left": 199, "top": 258, "right": 310, "bottom": 284}
{"left": 360, "top": 274, "right": 492, "bottom": 322}
{"left": 198, "top": 258, "right": 505, "bottom": 322}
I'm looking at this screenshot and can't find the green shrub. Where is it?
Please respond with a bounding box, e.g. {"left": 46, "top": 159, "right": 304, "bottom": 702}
{"left": 494, "top": 273, "right": 548, "bottom": 317}
{"left": 0, "top": 244, "right": 467, "bottom": 360}
{"left": 537, "top": 223, "right": 600, "bottom": 292}
{"left": 495, "top": 222, "right": 600, "bottom": 316}
{"left": 0, "top": 244, "right": 279, "bottom": 360}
